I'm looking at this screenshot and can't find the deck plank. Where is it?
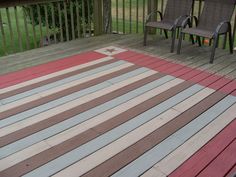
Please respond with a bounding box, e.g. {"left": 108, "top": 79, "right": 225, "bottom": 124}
{"left": 142, "top": 105, "right": 236, "bottom": 177}
{"left": 0, "top": 37, "right": 235, "bottom": 177}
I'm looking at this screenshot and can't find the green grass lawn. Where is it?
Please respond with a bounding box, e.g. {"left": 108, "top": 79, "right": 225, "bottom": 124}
{"left": 0, "top": 7, "right": 47, "bottom": 57}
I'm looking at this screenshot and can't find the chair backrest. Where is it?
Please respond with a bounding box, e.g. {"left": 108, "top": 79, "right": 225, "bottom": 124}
{"left": 198, "top": 0, "right": 236, "bottom": 31}
{"left": 163, "top": 0, "right": 194, "bottom": 22}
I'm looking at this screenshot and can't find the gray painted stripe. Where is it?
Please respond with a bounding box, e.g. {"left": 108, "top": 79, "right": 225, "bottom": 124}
{"left": 0, "top": 68, "right": 148, "bottom": 129}
{"left": 111, "top": 95, "right": 236, "bottom": 177}
{"left": 23, "top": 85, "right": 204, "bottom": 177}
{"left": 1, "top": 61, "right": 126, "bottom": 105}
{"left": 0, "top": 75, "right": 174, "bottom": 159}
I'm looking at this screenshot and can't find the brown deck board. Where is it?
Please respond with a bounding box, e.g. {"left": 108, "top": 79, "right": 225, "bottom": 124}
{"left": 0, "top": 35, "right": 236, "bottom": 177}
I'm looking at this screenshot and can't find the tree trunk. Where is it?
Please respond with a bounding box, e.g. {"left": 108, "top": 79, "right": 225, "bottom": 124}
{"left": 103, "top": 0, "right": 111, "bottom": 33}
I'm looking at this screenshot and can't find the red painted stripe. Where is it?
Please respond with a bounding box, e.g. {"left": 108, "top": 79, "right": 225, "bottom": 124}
{"left": 207, "top": 77, "right": 232, "bottom": 90}
{"left": 232, "top": 90, "right": 236, "bottom": 97}
{"left": 115, "top": 50, "right": 236, "bottom": 94}
{"left": 150, "top": 60, "right": 170, "bottom": 70}
{"left": 164, "top": 63, "right": 185, "bottom": 74}
{"left": 179, "top": 69, "right": 202, "bottom": 81}
{"left": 0, "top": 51, "right": 105, "bottom": 89}
{"left": 189, "top": 72, "right": 213, "bottom": 83}
{"left": 219, "top": 80, "right": 236, "bottom": 94}
{"left": 124, "top": 55, "right": 152, "bottom": 63}
{"left": 226, "top": 164, "right": 236, "bottom": 177}
{"left": 169, "top": 119, "right": 236, "bottom": 177}
{"left": 114, "top": 51, "right": 138, "bottom": 59}
{"left": 115, "top": 52, "right": 236, "bottom": 93}
{"left": 198, "top": 139, "right": 236, "bottom": 177}
{"left": 171, "top": 67, "right": 193, "bottom": 78}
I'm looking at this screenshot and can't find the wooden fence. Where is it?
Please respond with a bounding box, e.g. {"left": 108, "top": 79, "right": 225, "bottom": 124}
{"left": 0, "top": 0, "right": 102, "bottom": 56}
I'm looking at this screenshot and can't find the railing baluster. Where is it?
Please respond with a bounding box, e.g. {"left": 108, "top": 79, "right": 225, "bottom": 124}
{"left": 58, "top": 2, "right": 63, "bottom": 42}
{"left": 14, "top": 6, "right": 23, "bottom": 51}
{"left": 51, "top": 3, "right": 57, "bottom": 43}
{"left": 82, "top": 0, "right": 86, "bottom": 37}
{"left": 37, "top": 4, "right": 43, "bottom": 40}
{"left": 198, "top": 0, "right": 202, "bottom": 19}
{"left": 110, "top": 0, "right": 112, "bottom": 33}
{"left": 87, "top": 0, "right": 91, "bottom": 36}
{"left": 22, "top": 6, "right": 30, "bottom": 49}
{"left": 64, "top": 1, "right": 69, "bottom": 41}
{"left": 136, "top": 0, "right": 139, "bottom": 33}
{"left": 44, "top": 4, "right": 50, "bottom": 45}
{"left": 160, "top": 0, "right": 164, "bottom": 34}
{"left": 76, "top": 0, "right": 81, "bottom": 38}
{"left": 123, "top": 0, "right": 125, "bottom": 34}
{"left": 232, "top": 12, "right": 236, "bottom": 49}
{"left": 116, "top": 0, "right": 118, "bottom": 33}
{"left": 129, "top": 0, "right": 132, "bottom": 33}
{"left": 0, "top": 9, "right": 7, "bottom": 55}
{"left": 70, "top": 1, "right": 75, "bottom": 39}
{"left": 6, "top": 7, "right": 14, "bottom": 52}
{"left": 30, "top": 6, "right": 37, "bottom": 48}
{"left": 143, "top": 0, "right": 146, "bottom": 32}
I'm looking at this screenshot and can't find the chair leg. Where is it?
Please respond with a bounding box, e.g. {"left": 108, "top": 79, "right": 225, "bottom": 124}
{"left": 197, "top": 36, "right": 202, "bottom": 47}
{"left": 164, "top": 30, "right": 168, "bottom": 39}
{"left": 210, "top": 35, "right": 219, "bottom": 64}
{"left": 190, "top": 35, "right": 195, "bottom": 45}
{"left": 229, "top": 30, "right": 233, "bottom": 54}
{"left": 144, "top": 26, "right": 148, "bottom": 46}
{"left": 177, "top": 32, "right": 184, "bottom": 54}
{"left": 171, "top": 30, "right": 176, "bottom": 53}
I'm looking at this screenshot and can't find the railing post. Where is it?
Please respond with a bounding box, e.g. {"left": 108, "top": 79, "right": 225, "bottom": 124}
{"left": 94, "top": 0, "right": 103, "bottom": 35}
{"left": 147, "top": 0, "right": 158, "bottom": 34}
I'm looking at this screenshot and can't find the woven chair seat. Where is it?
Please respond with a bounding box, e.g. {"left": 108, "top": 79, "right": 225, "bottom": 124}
{"left": 145, "top": 21, "right": 174, "bottom": 30}
{"left": 182, "top": 28, "right": 215, "bottom": 38}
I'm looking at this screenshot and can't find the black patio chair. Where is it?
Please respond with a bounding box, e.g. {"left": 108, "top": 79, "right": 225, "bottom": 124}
{"left": 144, "top": 0, "right": 194, "bottom": 53}
{"left": 177, "top": 0, "right": 236, "bottom": 64}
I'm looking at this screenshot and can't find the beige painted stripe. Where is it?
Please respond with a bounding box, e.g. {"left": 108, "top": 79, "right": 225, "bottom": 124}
{"left": 141, "top": 103, "right": 236, "bottom": 177}
{"left": 0, "top": 56, "right": 114, "bottom": 94}
{"left": 173, "top": 88, "right": 215, "bottom": 112}
{"left": 46, "top": 78, "right": 184, "bottom": 147}
{"left": 0, "top": 70, "right": 156, "bottom": 137}
{"left": 0, "top": 63, "right": 133, "bottom": 113}
{"left": 0, "top": 76, "right": 181, "bottom": 170}
{"left": 52, "top": 87, "right": 215, "bottom": 177}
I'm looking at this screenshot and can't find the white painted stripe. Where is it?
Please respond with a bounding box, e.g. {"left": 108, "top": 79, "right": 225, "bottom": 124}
{"left": 142, "top": 103, "right": 236, "bottom": 177}
{"left": 46, "top": 78, "right": 184, "bottom": 147}
{"left": 52, "top": 87, "right": 214, "bottom": 177}
{"left": 0, "top": 68, "right": 149, "bottom": 129}
{"left": 0, "top": 56, "right": 113, "bottom": 94}
{"left": 0, "top": 69, "right": 163, "bottom": 160}
{"left": 0, "top": 70, "right": 156, "bottom": 137}
{"left": 0, "top": 76, "right": 180, "bottom": 170}
{"left": 24, "top": 85, "right": 203, "bottom": 177}
{"left": 0, "top": 62, "right": 133, "bottom": 113}
{"left": 114, "top": 96, "right": 236, "bottom": 177}
{"left": 1, "top": 60, "right": 125, "bottom": 105}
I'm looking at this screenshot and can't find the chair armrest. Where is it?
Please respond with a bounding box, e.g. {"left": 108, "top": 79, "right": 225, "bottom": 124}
{"left": 173, "top": 15, "right": 188, "bottom": 28}
{"left": 215, "top": 21, "right": 231, "bottom": 35}
{"left": 181, "top": 15, "right": 198, "bottom": 29}
{"left": 145, "top": 10, "right": 163, "bottom": 24}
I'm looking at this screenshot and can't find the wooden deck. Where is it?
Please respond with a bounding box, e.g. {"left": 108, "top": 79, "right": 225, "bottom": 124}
{"left": 0, "top": 34, "right": 236, "bottom": 177}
